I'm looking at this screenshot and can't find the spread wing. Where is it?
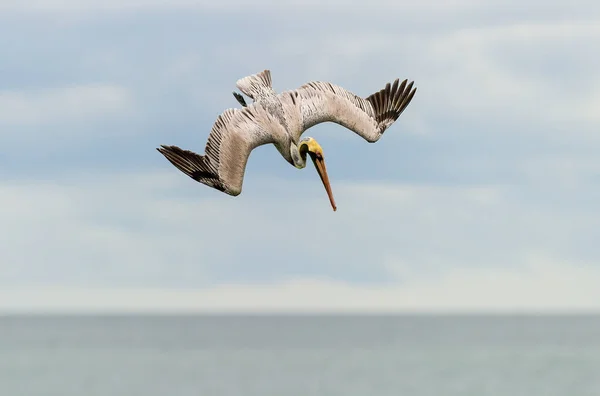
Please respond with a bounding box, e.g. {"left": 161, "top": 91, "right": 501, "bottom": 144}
{"left": 157, "top": 104, "right": 284, "bottom": 196}
{"left": 288, "top": 78, "right": 416, "bottom": 143}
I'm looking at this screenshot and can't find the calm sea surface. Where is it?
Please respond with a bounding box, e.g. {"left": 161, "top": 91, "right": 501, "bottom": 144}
{"left": 1, "top": 315, "right": 599, "bottom": 396}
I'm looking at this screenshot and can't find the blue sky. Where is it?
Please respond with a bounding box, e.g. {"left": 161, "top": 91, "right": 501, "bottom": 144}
{"left": 1, "top": 0, "right": 599, "bottom": 312}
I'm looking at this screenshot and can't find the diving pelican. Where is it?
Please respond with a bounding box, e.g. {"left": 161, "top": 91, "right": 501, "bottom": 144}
{"left": 157, "top": 70, "right": 417, "bottom": 211}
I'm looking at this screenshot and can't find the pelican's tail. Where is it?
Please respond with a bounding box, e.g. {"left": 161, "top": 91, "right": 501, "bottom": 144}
{"left": 236, "top": 69, "right": 273, "bottom": 100}
{"left": 156, "top": 145, "right": 227, "bottom": 193}
{"left": 366, "top": 79, "right": 416, "bottom": 133}
{"left": 232, "top": 91, "right": 248, "bottom": 107}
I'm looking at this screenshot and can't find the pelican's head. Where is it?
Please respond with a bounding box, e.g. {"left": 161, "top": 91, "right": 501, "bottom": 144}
{"left": 294, "top": 137, "right": 337, "bottom": 212}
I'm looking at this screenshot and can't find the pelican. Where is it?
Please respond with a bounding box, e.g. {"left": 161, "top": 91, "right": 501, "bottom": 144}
{"left": 157, "top": 69, "right": 416, "bottom": 211}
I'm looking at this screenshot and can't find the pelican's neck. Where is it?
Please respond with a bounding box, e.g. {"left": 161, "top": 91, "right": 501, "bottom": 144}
{"left": 290, "top": 142, "right": 307, "bottom": 169}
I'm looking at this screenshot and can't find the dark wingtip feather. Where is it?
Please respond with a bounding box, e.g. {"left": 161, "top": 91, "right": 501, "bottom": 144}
{"left": 156, "top": 144, "right": 226, "bottom": 192}
{"left": 366, "top": 78, "right": 417, "bottom": 132}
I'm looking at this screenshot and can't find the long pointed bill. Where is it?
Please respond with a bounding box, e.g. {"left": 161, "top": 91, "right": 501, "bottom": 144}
{"left": 309, "top": 153, "right": 337, "bottom": 211}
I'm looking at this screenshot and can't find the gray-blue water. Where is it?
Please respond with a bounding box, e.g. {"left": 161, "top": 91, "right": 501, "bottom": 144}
{"left": 1, "top": 315, "right": 599, "bottom": 395}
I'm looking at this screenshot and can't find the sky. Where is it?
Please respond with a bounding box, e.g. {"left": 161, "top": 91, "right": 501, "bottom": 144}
{"left": 1, "top": 0, "right": 599, "bottom": 313}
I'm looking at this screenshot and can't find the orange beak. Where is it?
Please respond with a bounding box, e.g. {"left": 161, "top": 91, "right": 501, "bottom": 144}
{"left": 309, "top": 152, "right": 337, "bottom": 211}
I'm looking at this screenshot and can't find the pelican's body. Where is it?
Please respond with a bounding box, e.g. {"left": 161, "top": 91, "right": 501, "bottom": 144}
{"left": 158, "top": 70, "right": 417, "bottom": 211}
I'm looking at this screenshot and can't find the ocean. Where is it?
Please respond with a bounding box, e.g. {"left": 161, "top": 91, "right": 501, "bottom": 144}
{"left": 1, "top": 315, "right": 598, "bottom": 396}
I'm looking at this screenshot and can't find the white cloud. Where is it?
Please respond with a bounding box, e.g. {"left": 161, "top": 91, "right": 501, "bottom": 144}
{"left": 448, "top": 22, "right": 600, "bottom": 42}
{"left": 1, "top": 255, "right": 598, "bottom": 313}
{"left": 520, "top": 155, "right": 600, "bottom": 187}
{"left": 0, "top": 167, "right": 597, "bottom": 313}
{"left": 403, "top": 22, "right": 599, "bottom": 134}
{"left": 0, "top": 171, "right": 216, "bottom": 286}
{"left": 253, "top": 19, "right": 600, "bottom": 144}
{"left": 0, "top": 84, "right": 133, "bottom": 128}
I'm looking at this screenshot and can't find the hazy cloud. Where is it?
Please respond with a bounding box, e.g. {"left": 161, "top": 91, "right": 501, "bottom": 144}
{"left": 1, "top": 0, "right": 573, "bottom": 14}
{"left": 2, "top": 256, "right": 598, "bottom": 313}
{"left": 0, "top": 84, "right": 132, "bottom": 126}
{"left": 1, "top": 169, "right": 596, "bottom": 292}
